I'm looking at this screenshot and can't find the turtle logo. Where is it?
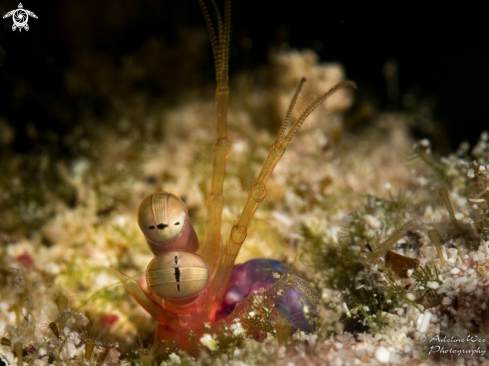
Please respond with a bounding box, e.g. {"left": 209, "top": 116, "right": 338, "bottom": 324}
{"left": 3, "top": 3, "right": 38, "bottom": 32}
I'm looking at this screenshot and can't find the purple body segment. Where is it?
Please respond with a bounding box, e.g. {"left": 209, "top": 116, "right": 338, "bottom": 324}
{"left": 218, "top": 258, "right": 314, "bottom": 331}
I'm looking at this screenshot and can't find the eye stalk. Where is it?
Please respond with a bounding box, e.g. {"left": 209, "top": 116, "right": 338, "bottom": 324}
{"left": 146, "top": 251, "right": 209, "bottom": 303}
{"left": 138, "top": 192, "right": 199, "bottom": 255}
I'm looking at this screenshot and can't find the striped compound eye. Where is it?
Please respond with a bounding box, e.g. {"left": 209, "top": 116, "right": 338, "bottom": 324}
{"left": 138, "top": 192, "right": 187, "bottom": 243}
{"left": 146, "top": 251, "right": 209, "bottom": 303}
{"left": 138, "top": 192, "right": 199, "bottom": 254}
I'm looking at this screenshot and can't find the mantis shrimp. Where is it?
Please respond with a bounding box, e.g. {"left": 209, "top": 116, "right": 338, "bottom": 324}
{"left": 112, "top": 0, "right": 355, "bottom": 354}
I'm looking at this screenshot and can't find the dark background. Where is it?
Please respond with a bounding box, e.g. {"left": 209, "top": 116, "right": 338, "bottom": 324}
{"left": 0, "top": 0, "right": 486, "bottom": 156}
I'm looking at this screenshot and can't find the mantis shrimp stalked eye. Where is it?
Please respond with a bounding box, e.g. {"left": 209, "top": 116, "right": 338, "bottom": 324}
{"left": 146, "top": 250, "right": 209, "bottom": 303}
{"left": 112, "top": 0, "right": 355, "bottom": 355}
{"left": 138, "top": 192, "right": 199, "bottom": 255}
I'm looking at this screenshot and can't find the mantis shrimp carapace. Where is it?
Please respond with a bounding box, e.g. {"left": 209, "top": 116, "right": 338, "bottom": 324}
{"left": 111, "top": 0, "right": 355, "bottom": 354}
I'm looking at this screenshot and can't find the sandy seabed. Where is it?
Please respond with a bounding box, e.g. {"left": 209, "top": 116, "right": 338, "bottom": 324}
{"left": 1, "top": 48, "right": 489, "bottom": 365}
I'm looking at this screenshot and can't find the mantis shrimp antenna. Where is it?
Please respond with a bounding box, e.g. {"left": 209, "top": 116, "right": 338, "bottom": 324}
{"left": 198, "top": 0, "right": 232, "bottom": 274}
{"left": 210, "top": 78, "right": 356, "bottom": 298}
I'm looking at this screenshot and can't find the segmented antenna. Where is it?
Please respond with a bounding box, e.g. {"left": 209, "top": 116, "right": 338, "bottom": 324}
{"left": 198, "top": 0, "right": 231, "bottom": 81}
{"left": 284, "top": 81, "right": 356, "bottom": 145}
{"left": 278, "top": 77, "right": 307, "bottom": 141}
{"left": 198, "top": 0, "right": 232, "bottom": 274}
